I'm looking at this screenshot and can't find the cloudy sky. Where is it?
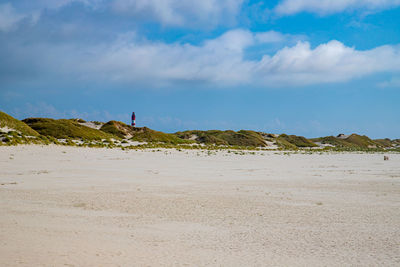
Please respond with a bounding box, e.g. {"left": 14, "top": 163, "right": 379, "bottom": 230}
{"left": 0, "top": 0, "right": 399, "bottom": 138}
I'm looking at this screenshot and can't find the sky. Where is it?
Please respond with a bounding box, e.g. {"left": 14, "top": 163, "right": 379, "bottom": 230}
{"left": 0, "top": 0, "right": 399, "bottom": 138}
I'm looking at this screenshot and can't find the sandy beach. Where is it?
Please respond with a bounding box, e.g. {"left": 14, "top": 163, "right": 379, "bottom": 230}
{"left": 0, "top": 145, "right": 399, "bottom": 266}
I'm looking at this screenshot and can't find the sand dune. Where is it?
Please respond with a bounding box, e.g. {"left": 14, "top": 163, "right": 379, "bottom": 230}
{"left": 0, "top": 145, "right": 399, "bottom": 266}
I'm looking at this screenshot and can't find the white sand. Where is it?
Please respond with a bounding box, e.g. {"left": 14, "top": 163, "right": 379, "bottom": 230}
{"left": 0, "top": 145, "right": 399, "bottom": 266}
{"left": 78, "top": 122, "right": 104, "bottom": 130}
{"left": 0, "top": 126, "right": 17, "bottom": 133}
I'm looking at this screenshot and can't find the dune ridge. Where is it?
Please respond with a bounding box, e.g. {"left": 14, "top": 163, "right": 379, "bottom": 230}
{"left": 1, "top": 111, "right": 399, "bottom": 151}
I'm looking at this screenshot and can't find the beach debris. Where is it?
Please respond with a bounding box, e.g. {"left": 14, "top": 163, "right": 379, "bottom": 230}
{"left": 0, "top": 182, "right": 17, "bottom": 186}
{"left": 384, "top": 156, "right": 389, "bottom": 161}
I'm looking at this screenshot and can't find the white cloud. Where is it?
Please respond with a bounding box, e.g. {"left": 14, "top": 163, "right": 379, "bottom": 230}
{"left": 255, "top": 31, "right": 286, "bottom": 43}
{"left": 0, "top": 3, "right": 25, "bottom": 32}
{"left": 0, "top": 0, "right": 104, "bottom": 31}
{"left": 1, "top": 0, "right": 243, "bottom": 30}
{"left": 0, "top": 1, "right": 73, "bottom": 32}
{"left": 85, "top": 29, "right": 256, "bottom": 86}
{"left": 111, "top": 0, "right": 244, "bottom": 27}
{"left": 27, "top": 0, "right": 104, "bottom": 10}
{"left": 83, "top": 32, "right": 400, "bottom": 87}
{"left": 256, "top": 40, "right": 400, "bottom": 85}
{"left": 3, "top": 29, "right": 400, "bottom": 88}
{"left": 275, "top": 0, "right": 400, "bottom": 15}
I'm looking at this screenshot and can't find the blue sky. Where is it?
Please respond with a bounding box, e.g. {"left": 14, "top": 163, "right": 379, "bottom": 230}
{"left": 0, "top": 0, "right": 399, "bottom": 138}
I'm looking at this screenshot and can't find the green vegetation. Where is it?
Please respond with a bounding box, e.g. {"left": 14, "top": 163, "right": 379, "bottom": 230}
{"left": 374, "top": 138, "right": 393, "bottom": 147}
{"left": 100, "top": 120, "right": 130, "bottom": 138}
{"left": 344, "top": 134, "right": 382, "bottom": 149}
{"left": 311, "top": 134, "right": 398, "bottom": 151}
{"left": 277, "top": 134, "right": 318, "bottom": 148}
{"left": 0, "top": 111, "right": 44, "bottom": 146}
{"left": 69, "top": 118, "right": 86, "bottom": 123}
{"left": 1, "top": 110, "right": 399, "bottom": 151}
{"left": 124, "top": 142, "right": 262, "bottom": 151}
{"left": 175, "top": 130, "right": 267, "bottom": 147}
{"left": 1, "top": 131, "right": 37, "bottom": 145}
{"left": 130, "top": 127, "right": 191, "bottom": 144}
{"left": 100, "top": 120, "right": 189, "bottom": 144}
{"left": 275, "top": 136, "right": 298, "bottom": 150}
{"left": 311, "top": 136, "right": 358, "bottom": 149}
{"left": 23, "top": 118, "right": 116, "bottom": 140}
{"left": 0, "top": 111, "right": 39, "bottom": 136}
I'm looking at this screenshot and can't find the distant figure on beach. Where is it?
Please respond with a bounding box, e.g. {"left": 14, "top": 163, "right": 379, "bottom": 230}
{"left": 384, "top": 156, "right": 389, "bottom": 161}
{"left": 131, "top": 112, "right": 136, "bottom": 127}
